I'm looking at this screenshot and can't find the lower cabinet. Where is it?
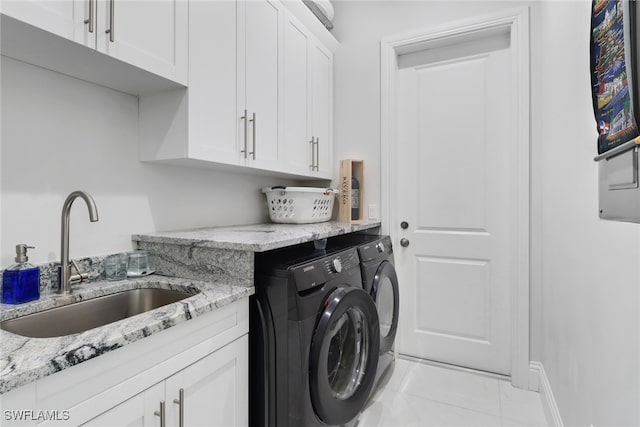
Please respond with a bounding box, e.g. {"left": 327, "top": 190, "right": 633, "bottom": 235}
{"left": 80, "top": 382, "right": 164, "bottom": 427}
{"left": 166, "top": 337, "right": 248, "bottom": 427}
{"left": 0, "top": 299, "right": 249, "bottom": 427}
{"left": 82, "top": 336, "right": 248, "bottom": 427}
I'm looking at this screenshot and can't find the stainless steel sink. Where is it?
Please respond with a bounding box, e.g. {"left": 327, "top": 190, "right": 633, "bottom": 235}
{"left": 0, "top": 288, "right": 196, "bottom": 338}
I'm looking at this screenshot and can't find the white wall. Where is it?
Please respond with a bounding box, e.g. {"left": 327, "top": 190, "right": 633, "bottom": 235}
{"left": 333, "top": 0, "right": 639, "bottom": 425}
{"left": 535, "top": 2, "right": 640, "bottom": 425}
{"left": 0, "top": 56, "right": 298, "bottom": 266}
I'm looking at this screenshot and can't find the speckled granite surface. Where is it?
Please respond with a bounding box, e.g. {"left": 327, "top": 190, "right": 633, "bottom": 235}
{"left": 132, "top": 221, "right": 381, "bottom": 252}
{"left": 0, "top": 276, "right": 254, "bottom": 394}
{"left": 136, "top": 242, "right": 255, "bottom": 286}
{"left": 1, "top": 221, "right": 380, "bottom": 395}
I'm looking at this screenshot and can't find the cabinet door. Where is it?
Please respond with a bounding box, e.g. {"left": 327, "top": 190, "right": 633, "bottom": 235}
{"left": 282, "top": 11, "right": 313, "bottom": 175}
{"left": 242, "top": 0, "right": 283, "bottom": 170}
{"left": 310, "top": 41, "right": 333, "bottom": 178}
{"left": 1, "top": 0, "right": 81, "bottom": 42}
{"left": 166, "top": 336, "right": 248, "bottom": 427}
{"left": 187, "top": 0, "right": 239, "bottom": 165}
{"left": 80, "top": 382, "right": 164, "bottom": 427}
{"left": 96, "top": 0, "right": 187, "bottom": 84}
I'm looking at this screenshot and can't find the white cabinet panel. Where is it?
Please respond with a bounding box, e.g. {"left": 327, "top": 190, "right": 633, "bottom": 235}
{"left": 282, "top": 9, "right": 333, "bottom": 178}
{"left": 242, "top": 0, "right": 282, "bottom": 169}
{"left": 81, "top": 382, "right": 164, "bottom": 427}
{"left": 0, "top": 0, "right": 187, "bottom": 88}
{"left": 187, "top": 0, "right": 239, "bottom": 164}
{"left": 167, "top": 337, "right": 249, "bottom": 427}
{"left": 282, "top": 13, "right": 312, "bottom": 174}
{"left": 96, "top": 0, "right": 187, "bottom": 84}
{"left": 0, "top": 0, "right": 77, "bottom": 41}
{"left": 311, "top": 41, "right": 332, "bottom": 179}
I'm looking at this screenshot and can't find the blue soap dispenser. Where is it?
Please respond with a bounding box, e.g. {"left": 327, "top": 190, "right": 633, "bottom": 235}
{"left": 2, "top": 244, "right": 40, "bottom": 304}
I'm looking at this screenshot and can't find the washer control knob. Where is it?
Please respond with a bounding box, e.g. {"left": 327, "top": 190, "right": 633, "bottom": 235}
{"left": 332, "top": 258, "right": 343, "bottom": 273}
{"left": 376, "top": 242, "right": 385, "bottom": 253}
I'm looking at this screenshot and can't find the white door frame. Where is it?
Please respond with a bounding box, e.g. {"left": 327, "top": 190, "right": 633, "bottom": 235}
{"left": 380, "top": 7, "right": 531, "bottom": 389}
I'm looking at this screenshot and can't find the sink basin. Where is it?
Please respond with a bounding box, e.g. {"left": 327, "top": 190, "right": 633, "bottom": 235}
{"left": 0, "top": 288, "right": 196, "bottom": 338}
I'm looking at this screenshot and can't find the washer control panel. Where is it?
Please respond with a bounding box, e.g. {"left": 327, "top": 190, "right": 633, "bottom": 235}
{"left": 358, "top": 236, "right": 392, "bottom": 263}
{"left": 322, "top": 250, "right": 358, "bottom": 275}
{"left": 291, "top": 248, "right": 360, "bottom": 292}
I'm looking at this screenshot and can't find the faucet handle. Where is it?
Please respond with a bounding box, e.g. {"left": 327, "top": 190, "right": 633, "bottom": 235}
{"left": 69, "top": 260, "right": 89, "bottom": 285}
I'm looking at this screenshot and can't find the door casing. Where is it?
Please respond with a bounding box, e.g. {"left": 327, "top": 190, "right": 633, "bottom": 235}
{"left": 380, "top": 7, "right": 531, "bottom": 389}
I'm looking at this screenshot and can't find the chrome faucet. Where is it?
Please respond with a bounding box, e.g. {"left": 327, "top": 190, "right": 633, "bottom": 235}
{"left": 59, "top": 191, "right": 99, "bottom": 294}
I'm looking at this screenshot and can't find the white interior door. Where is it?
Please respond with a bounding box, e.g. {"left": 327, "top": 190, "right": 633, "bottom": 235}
{"left": 394, "top": 28, "right": 515, "bottom": 375}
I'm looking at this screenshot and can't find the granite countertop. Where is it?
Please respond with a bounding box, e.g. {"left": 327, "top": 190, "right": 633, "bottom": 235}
{"left": 132, "top": 220, "right": 382, "bottom": 252}
{"left": 1, "top": 221, "right": 379, "bottom": 395}
{"left": 0, "top": 276, "right": 254, "bottom": 394}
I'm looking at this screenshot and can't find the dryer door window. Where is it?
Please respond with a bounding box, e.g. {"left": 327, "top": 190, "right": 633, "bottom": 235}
{"left": 309, "top": 286, "right": 380, "bottom": 425}
{"left": 372, "top": 260, "right": 400, "bottom": 354}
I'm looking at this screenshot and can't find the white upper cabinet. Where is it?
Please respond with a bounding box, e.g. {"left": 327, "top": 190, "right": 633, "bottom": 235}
{"left": 185, "top": 0, "right": 239, "bottom": 164}
{"left": 282, "top": 11, "right": 313, "bottom": 175}
{"left": 281, "top": 9, "right": 333, "bottom": 179}
{"left": 0, "top": 0, "right": 187, "bottom": 92}
{"left": 310, "top": 41, "right": 333, "bottom": 179}
{"left": 240, "top": 0, "right": 284, "bottom": 171}
{"left": 139, "top": 0, "right": 335, "bottom": 180}
{"left": 0, "top": 0, "right": 77, "bottom": 40}
{"left": 95, "top": 0, "right": 187, "bottom": 84}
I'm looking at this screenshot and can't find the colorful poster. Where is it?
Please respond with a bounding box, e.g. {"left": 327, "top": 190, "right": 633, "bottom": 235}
{"left": 591, "top": 0, "right": 639, "bottom": 154}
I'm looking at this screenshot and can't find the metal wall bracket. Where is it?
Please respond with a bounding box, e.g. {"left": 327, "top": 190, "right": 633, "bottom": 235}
{"left": 597, "top": 141, "right": 640, "bottom": 223}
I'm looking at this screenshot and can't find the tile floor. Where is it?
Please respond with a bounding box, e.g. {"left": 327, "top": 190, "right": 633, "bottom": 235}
{"left": 356, "top": 357, "right": 549, "bottom": 427}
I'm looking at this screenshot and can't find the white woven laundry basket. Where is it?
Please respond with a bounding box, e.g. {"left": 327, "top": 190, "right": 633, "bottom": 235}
{"left": 262, "top": 187, "right": 338, "bottom": 224}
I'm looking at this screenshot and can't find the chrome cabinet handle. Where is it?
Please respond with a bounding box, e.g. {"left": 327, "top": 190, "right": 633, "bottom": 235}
{"left": 400, "top": 238, "right": 410, "bottom": 247}
{"left": 105, "top": 0, "right": 114, "bottom": 42}
{"left": 309, "top": 137, "right": 315, "bottom": 169}
{"left": 249, "top": 112, "right": 256, "bottom": 160}
{"left": 240, "top": 110, "right": 248, "bottom": 158}
{"left": 315, "top": 137, "right": 320, "bottom": 171}
{"left": 173, "top": 388, "right": 184, "bottom": 427}
{"left": 84, "top": 0, "right": 94, "bottom": 33}
{"left": 154, "top": 401, "right": 166, "bottom": 427}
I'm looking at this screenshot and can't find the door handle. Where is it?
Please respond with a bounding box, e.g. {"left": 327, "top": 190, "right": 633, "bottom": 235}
{"left": 154, "top": 401, "right": 166, "bottom": 427}
{"left": 173, "top": 388, "right": 184, "bottom": 427}
{"left": 249, "top": 112, "right": 256, "bottom": 160}
{"left": 400, "top": 221, "right": 409, "bottom": 229}
{"left": 240, "top": 110, "right": 248, "bottom": 159}
{"left": 400, "top": 238, "right": 410, "bottom": 247}
{"left": 315, "top": 137, "right": 320, "bottom": 171}
{"left": 105, "top": 0, "right": 115, "bottom": 42}
{"left": 309, "top": 137, "right": 315, "bottom": 169}
{"left": 84, "top": 0, "right": 94, "bottom": 33}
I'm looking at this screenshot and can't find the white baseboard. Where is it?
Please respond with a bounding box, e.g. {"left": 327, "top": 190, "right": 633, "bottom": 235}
{"left": 528, "top": 362, "right": 541, "bottom": 392}
{"left": 529, "top": 361, "right": 564, "bottom": 427}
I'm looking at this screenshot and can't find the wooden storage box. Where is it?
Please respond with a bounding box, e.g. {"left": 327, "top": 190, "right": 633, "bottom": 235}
{"left": 339, "top": 159, "right": 365, "bottom": 223}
